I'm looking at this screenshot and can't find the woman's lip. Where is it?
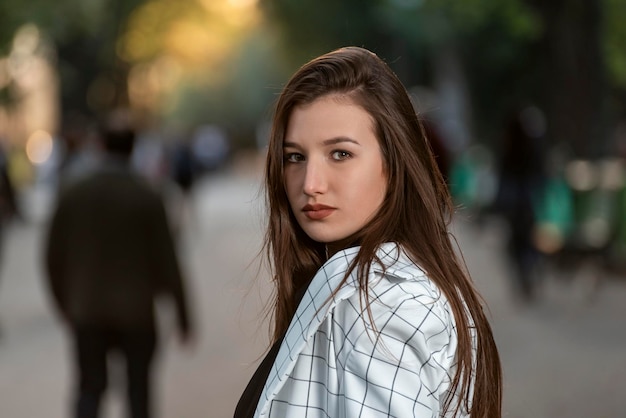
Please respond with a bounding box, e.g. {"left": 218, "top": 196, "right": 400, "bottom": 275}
{"left": 303, "top": 208, "right": 335, "bottom": 220}
{"left": 302, "top": 204, "right": 334, "bottom": 211}
{"left": 302, "top": 204, "right": 336, "bottom": 220}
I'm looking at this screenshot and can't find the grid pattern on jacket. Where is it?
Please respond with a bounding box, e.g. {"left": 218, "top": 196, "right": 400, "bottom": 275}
{"left": 255, "top": 243, "right": 467, "bottom": 417}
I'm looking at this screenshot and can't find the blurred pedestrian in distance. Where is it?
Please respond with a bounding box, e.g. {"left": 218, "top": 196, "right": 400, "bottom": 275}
{"left": 0, "top": 142, "right": 20, "bottom": 229}
{"left": 167, "top": 125, "right": 230, "bottom": 236}
{"left": 190, "top": 124, "right": 230, "bottom": 174}
{"left": 168, "top": 133, "right": 197, "bottom": 236}
{"left": 422, "top": 118, "right": 451, "bottom": 181}
{"left": 0, "top": 142, "right": 20, "bottom": 337}
{"left": 169, "top": 124, "right": 230, "bottom": 195}
{"left": 493, "top": 104, "right": 548, "bottom": 303}
{"left": 236, "top": 46, "right": 501, "bottom": 418}
{"left": 171, "top": 134, "right": 195, "bottom": 196}
{"left": 408, "top": 87, "right": 451, "bottom": 182}
{"left": 43, "top": 109, "right": 194, "bottom": 418}
{"left": 56, "top": 110, "right": 102, "bottom": 193}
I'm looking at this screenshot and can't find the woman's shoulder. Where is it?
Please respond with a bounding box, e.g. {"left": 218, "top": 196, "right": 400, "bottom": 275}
{"left": 371, "top": 243, "right": 445, "bottom": 302}
{"left": 333, "top": 244, "right": 458, "bottom": 370}
{"left": 328, "top": 243, "right": 454, "bottom": 329}
{"left": 324, "top": 242, "right": 451, "bottom": 317}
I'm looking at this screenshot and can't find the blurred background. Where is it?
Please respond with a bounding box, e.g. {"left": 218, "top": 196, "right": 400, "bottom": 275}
{"left": 0, "top": 0, "right": 625, "bottom": 417}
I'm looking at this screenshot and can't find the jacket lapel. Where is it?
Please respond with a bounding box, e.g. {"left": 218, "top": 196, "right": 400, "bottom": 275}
{"left": 254, "top": 246, "right": 361, "bottom": 417}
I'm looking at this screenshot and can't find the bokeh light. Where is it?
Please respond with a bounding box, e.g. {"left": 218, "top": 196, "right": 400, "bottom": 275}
{"left": 25, "top": 129, "right": 53, "bottom": 165}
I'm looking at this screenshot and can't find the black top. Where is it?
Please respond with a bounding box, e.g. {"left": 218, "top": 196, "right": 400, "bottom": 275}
{"left": 234, "top": 278, "right": 312, "bottom": 418}
{"left": 233, "top": 336, "right": 283, "bottom": 418}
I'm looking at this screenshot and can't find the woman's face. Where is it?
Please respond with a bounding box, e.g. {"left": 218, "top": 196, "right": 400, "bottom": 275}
{"left": 283, "top": 94, "right": 387, "bottom": 248}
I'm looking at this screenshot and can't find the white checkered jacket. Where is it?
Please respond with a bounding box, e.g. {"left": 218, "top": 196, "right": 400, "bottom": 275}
{"left": 254, "top": 242, "right": 471, "bottom": 417}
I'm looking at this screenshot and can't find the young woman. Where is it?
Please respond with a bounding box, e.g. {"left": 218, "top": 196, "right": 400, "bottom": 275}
{"left": 235, "top": 46, "right": 502, "bottom": 418}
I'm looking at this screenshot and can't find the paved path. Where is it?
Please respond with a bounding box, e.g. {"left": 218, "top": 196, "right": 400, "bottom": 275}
{"left": 454, "top": 215, "right": 626, "bottom": 417}
{"left": 1, "top": 161, "right": 625, "bottom": 417}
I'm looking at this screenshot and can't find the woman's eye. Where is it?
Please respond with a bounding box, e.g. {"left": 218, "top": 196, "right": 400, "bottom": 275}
{"left": 331, "top": 150, "right": 352, "bottom": 161}
{"left": 284, "top": 153, "right": 304, "bottom": 163}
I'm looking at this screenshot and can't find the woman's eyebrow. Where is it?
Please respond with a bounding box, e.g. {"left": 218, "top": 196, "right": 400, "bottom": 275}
{"left": 322, "top": 137, "right": 360, "bottom": 146}
{"left": 283, "top": 137, "right": 360, "bottom": 148}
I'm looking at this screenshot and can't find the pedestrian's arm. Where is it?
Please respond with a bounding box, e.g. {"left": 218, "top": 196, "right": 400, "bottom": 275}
{"left": 43, "top": 201, "right": 68, "bottom": 317}
{"left": 150, "top": 197, "right": 193, "bottom": 338}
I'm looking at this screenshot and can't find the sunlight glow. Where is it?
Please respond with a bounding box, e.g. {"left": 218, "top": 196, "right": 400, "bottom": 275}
{"left": 25, "top": 130, "right": 53, "bottom": 165}
{"left": 119, "top": 0, "right": 263, "bottom": 117}
{"left": 120, "top": 0, "right": 261, "bottom": 65}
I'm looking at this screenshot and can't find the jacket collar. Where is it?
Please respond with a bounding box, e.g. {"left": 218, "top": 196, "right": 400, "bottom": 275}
{"left": 254, "top": 242, "right": 418, "bottom": 416}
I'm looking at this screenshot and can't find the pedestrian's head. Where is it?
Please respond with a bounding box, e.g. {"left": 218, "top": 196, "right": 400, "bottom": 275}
{"left": 61, "top": 110, "right": 92, "bottom": 152}
{"left": 265, "top": 46, "right": 449, "bottom": 261}
{"left": 99, "top": 109, "right": 136, "bottom": 158}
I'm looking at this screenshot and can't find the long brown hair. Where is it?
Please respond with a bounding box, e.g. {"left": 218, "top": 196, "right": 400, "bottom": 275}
{"left": 263, "top": 46, "right": 502, "bottom": 417}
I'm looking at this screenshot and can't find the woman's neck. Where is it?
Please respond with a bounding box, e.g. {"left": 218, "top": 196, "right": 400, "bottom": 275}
{"left": 326, "top": 236, "right": 360, "bottom": 259}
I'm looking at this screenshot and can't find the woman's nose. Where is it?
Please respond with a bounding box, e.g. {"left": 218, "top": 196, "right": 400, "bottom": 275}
{"left": 303, "top": 160, "right": 327, "bottom": 196}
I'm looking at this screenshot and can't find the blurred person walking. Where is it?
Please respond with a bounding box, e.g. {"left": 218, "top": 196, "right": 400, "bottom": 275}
{"left": 0, "top": 145, "right": 20, "bottom": 225}
{"left": 0, "top": 142, "right": 20, "bottom": 337}
{"left": 43, "top": 110, "right": 193, "bottom": 418}
{"left": 493, "top": 105, "right": 547, "bottom": 303}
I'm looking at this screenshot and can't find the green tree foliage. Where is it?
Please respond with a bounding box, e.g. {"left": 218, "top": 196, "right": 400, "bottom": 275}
{"left": 2, "top": 0, "right": 625, "bottom": 153}
{"left": 260, "top": 0, "right": 541, "bottom": 76}
{"left": 261, "top": 0, "right": 392, "bottom": 66}
{"left": 605, "top": 0, "right": 626, "bottom": 89}
{"left": 261, "top": 0, "right": 544, "bottom": 145}
{"left": 262, "top": 0, "right": 626, "bottom": 156}
{"left": 1, "top": 0, "right": 145, "bottom": 117}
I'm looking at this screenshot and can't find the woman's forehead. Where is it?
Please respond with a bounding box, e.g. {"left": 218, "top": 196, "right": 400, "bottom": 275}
{"left": 284, "top": 97, "right": 376, "bottom": 145}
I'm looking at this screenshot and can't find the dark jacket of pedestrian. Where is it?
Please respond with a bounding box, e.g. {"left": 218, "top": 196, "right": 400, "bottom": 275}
{"left": 45, "top": 161, "right": 190, "bottom": 331}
